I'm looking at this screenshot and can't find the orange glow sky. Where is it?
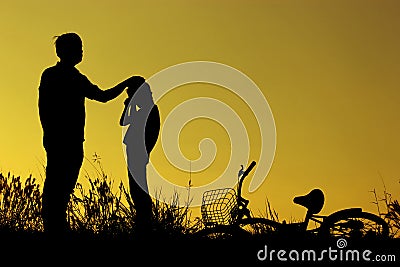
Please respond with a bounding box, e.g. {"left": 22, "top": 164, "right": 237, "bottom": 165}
{"left": 0, "top": 0, "right": 399, "bottom": 222}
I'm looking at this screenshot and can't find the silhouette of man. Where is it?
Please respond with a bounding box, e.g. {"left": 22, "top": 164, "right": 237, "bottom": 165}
{"left": 120, "top": 76, "right": 160, "bottom": 234}
{"left": 38, "top": 32, "right": 135, "bottom": 237}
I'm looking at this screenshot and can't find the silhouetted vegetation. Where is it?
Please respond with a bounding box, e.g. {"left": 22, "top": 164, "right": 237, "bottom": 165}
{"left": 372, "top": 186, "right": 400, "bottom": 239}
{"left": 0, "top": 173, "right": 42, "bottom": 233}
{"left": 0, "top": 157, "right": 202, "bottom": 241}
{"left": 0, "top": 158, "right": 398, "bottom": 245}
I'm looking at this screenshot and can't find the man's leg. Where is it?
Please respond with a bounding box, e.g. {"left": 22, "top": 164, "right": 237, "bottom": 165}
{"left": 41, "top": 144, "right": 84, "bottom": 237}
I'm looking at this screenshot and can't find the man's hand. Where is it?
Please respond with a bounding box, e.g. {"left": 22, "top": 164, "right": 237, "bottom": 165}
{"left": 123, "top": 76, "right": 146, "bottom": 96}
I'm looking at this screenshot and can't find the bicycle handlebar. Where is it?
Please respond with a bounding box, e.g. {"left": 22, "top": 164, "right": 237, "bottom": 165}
{"left": 241, "top": 161, "right": 256, "bottom": 180}
{"left": 237, "top": 160, "right": 256, "bottom": 200}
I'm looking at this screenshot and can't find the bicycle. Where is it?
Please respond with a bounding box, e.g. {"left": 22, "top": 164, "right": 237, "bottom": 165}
{"left": 194, "top": 161, "right": 390, "bottom": 241}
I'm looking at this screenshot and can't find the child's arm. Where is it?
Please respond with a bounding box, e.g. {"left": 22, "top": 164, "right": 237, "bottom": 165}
{"left": 119, "top": 98, "right": 131, "bottom": 126}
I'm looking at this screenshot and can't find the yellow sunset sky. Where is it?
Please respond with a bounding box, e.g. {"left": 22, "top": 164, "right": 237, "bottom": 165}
{"left": 0, "top": 0, "right": 399, "bottom": 222}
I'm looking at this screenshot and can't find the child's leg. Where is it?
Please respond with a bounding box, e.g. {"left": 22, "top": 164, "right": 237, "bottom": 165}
{"left": 128, "top": 164, "right": 153, "bottom": 232}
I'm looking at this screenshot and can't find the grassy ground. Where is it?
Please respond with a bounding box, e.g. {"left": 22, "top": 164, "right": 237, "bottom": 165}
{"left": 0, "top": 162, "right": 399, "bottom": 266}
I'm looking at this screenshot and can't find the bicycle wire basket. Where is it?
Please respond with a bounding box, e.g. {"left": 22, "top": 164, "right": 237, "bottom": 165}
{"left": 201, "top": 187, "right": 238, "bottom": 228}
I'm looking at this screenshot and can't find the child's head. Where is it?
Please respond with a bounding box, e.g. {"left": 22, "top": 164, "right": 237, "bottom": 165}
{"left": 54, "top": 32, "right": 83, "bottom": 66}
{"left": 126, "top": 76, "right": 146, "bottom": 97}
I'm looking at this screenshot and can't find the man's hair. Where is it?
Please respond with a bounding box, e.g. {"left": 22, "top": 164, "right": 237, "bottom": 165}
{"left": 53, "top": 32, "right": 82, "bottom": 59}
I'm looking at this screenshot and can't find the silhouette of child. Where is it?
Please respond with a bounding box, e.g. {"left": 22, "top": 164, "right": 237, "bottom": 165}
{"left": 120, "top": 76, "right": 160, "bottom": 234}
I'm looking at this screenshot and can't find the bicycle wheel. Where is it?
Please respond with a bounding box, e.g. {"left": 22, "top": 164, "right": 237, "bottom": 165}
{"left": 320, "top": 210, "right": 390, "bottom": 240}
{"left": 194, "top": 217, "right": 280, "bottom": 240}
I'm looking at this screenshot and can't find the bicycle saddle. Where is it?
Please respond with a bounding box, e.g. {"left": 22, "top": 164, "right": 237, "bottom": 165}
{"left": 293, "top": 188, "right": 325, "bottom": 214}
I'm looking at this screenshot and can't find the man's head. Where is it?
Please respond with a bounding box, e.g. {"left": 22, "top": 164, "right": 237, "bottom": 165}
{"left": 54, "top": 32, "right": 83, "bottom": 66}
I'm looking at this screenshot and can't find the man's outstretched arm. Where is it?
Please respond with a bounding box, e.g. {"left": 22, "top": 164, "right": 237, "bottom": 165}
{"left": 87, "top": 79, "right": 127, "bottom": 103}
{"left": 85, "top": 75, "right": 141, "bottom": 103}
